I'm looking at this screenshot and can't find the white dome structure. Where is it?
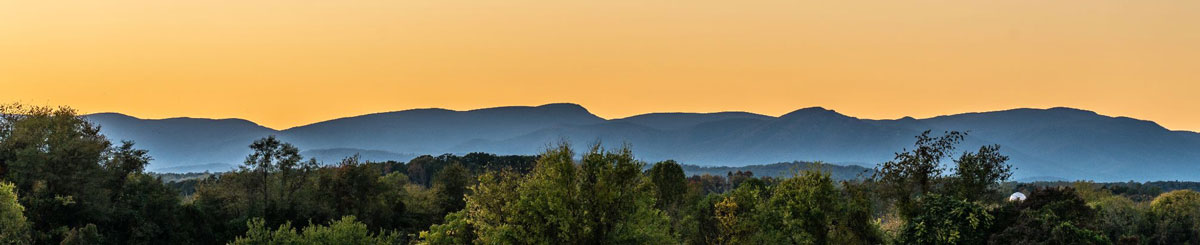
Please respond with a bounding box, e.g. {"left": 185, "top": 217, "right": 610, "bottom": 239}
{"left": 1008, "top": 192, "right": 1027, "bottom": 202}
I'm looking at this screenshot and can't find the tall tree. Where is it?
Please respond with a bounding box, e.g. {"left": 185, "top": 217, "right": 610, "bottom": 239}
{"left": 950, "top": 145, "right": 1013, "bottom": 202}
{"left": 872, "top": 130, "right": 964, "bottom": 217}
{"left": 239, "top": 136, "right": 317, "bottom": 222}
{"left": 432, "top": 163, "right": 470, "bottom": 216}
{"left": 102, "top": 141, "right": 151, "bottom": 200}
{"left": 761, "top": 169, "right": 839, "bottom": 244}
{"left": 0, "top": 105, "right": 112, "bottom": 243}
{"left": 648, "top": 160, "right": 688, "bottom": 211}
{"left": 422, "top": 143, "right": 673, "bottom": 244}
{"left": 1149, "top": 190, "right": 1200, "bottom": 244}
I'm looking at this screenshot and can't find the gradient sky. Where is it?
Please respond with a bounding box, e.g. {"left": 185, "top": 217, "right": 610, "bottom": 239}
{"left": 2, "top": 0, "right": 1198, "bottom": 131}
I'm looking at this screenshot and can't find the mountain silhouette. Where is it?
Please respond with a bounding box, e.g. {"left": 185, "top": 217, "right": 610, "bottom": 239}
{"left": 84, "top": 104, "right": 1200, "bottom": 181}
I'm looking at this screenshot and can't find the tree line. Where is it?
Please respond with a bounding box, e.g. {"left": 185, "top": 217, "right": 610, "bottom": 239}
{"left": 2, "top": 104, "right": 1199, "bottom": 244}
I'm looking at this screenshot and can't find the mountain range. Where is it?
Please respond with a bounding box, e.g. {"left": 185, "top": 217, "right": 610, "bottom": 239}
{"left": 83, "top": 103, "right": 1200, "bottom": 181}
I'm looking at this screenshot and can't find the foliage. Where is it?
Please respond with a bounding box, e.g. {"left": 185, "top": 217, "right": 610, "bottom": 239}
{"left": 418, "top": 143, "right": 675, "bottom": 244}
{"left": 3, "top": 104, "right": 1197, "bottom": 244}
{"left": 832, "top": 180, "right": 886, "bottom": 244}
{"left": 105, "top": 173, "right": 186, "bottom": 244}
{"left": 649, "top": 160, "right": 688, "bottom": 211}
{"left": 508, "top": 143, "right": 674, "bottom": 244}
{"left": 0, "top": 182, "right": 29, "bottom": 244}
{"left": 760, "top": 169, "right": 840, "bottom": 244}
{"left": 231, "top": 216, "right": 401, "bottom": 245}
{"left": 679, "top": 193, "right": 723, "bottom": 244}
{"left": 989, "top": 187, "right": 1110, "bottom": 244}
{"left": 700, "top": 167, "right": 884, "bottom": 245}
{"left": 896, "top": 194, "right": 993, "bottom": 245}
{"left": 712, "top": 181, "right": 768, "bottom": 244}
{"left": 59, "top": 224, "right": 102, "bottom": 245}
{"left": 432, "top": 163, "right": 470, "bottom": 216}
{"left": 418, "top": 211, "right": 472, "bottom": 245}
{"left": 0, "top": 105, "right": 113, "bottom": 243}
{"left": 1090, "top": 195, "right": 1145, "bottom": 242}
{"left": 873, "top": 131, "right": 965, "bottom": 217}
{"left": 948, "top": 145, "right": 1012, "bottom": 202}
{"left": 1148, "top": 190, "right": 1200, "bottom": 244}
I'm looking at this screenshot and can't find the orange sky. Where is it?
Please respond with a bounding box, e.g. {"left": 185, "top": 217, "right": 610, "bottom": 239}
{"left": 1, "top": 0, "right": 1198, "bottom": 131}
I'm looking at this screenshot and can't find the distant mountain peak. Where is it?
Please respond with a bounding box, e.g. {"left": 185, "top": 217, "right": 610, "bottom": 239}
{"left": 85, "top": 112, "right": 139, "bottom": 121}
{"left": 85, "top": 113, "right": 271, "bottom": 130}
{"left": 1044, "top": 107, "right": 1100, "bottom": 115}
{"left": 534, "top": 103, "right": 595, "bottom": 115}
{"left": 537, "top": 102, "right": 587, "bottom": 110}
{"left": 463, "top": 103, "right": 594, "bottom": 115}
{"left": 780, "top": 106, "right": 850, "bottom": 119}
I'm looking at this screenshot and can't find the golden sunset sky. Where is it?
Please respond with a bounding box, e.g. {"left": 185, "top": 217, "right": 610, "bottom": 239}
{"left": 2, "top": 0, "right": 1197, "bottom": 130}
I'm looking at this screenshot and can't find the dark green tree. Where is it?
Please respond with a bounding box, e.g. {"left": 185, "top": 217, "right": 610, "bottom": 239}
{"left": 0, "top": 105, "right": 176, "bottom": 244}
{"left": 949, "top": 145, "right": 1012, "bottom": 202}
{"left": 648, "top": 160, "right": 688, "bottom": 211}
{"left": 896, "top": 194, "right": 994, "bottom": 244}
{"left": 432, "top": 163, "right": 470, "bottom": 216}
{"left": 104, "top": 173, "right": 185, "bottom": 244}
{"left": 59, "top": 224, "right": 102, "bottom": 245}
{"left": 989, "top": 187, "right": 1110, "bottom": 244}
{"left": 872, "top": 130, "right": 964, "bottom": 217}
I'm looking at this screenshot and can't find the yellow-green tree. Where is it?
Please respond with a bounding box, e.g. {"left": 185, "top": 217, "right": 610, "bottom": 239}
{"left": 420, "top": 143, "right": 673, "bottom": 244}
{"left": 0, "top": 181, "right": 30, "bottom": 244}
{"left": 232, "top": 216, "right": 400, "bottom": 245}
{"left": 1149, "top": 190, "right": 1200, "bottom": 244}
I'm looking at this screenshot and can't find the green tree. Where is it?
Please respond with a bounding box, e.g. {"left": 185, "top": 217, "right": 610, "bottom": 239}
{"left": 240, "top": 136, "right": 317, "bottom": 221}
{"left": 1090, "top": 195, "right": 1145, "bottom": 243}
{"left": 59, "top": 224, "right": 102, "bottom": 245}
{"left": 680, "top": 194, "right": 723, "bottom": 245}
{"left": 297, "top": 216, "right": 401, "bottom": 244}
{"left": 231, "top": 218, "right": 302, "bottom": 244}
{"left": 873, "top": 131, "right": 964, "bottom": 217}
{"left": 648, "top": 160, "right": 688, "bottom": 210}
{"left": 0, "top": 181, "right": 29, "bottom": 244}
{"left": 989, "top": 187, "right": 1110, "bottom": 245}
{"left": 419, "top": 211, "right": 473, "bottom": 245}
{"left": 949, "top": 145, "right": 1012, "bottom": 202}
{"left": 232, "top": 216, "right": 400, "bottom": 245}
{"left": 432, "top": 163, "right": 470, "bottom": 216}
{"left": 897, "top": 194, "right": 994, "bottom": 245}
{"left": 0, "top": 105, "right": 112, "bottom": 243}
{"left": 102, "top": 141, "right": 151, "bottom": 199}
{"left": 760, "top": 169, "right": 839, "bottom": 244}
{"left": 1148, "top": 190, "right": 1200, "bottom": 244}
{"left": 713, "top": 183, "right": 766, "bottom": 244}
{"left": 422, "top": 143, "right": 674, "bottom": 244}
{"left": 458, "top": 170, "right": 521, "bottom": 244}
{"left": 105, "top": 173, "right": 185, "bottom": 244}
{"left": 832, "top": 180, "right": 886, "bottom": 244}
{"left": 648, "top": 160, "right": 690, "bottom": 239}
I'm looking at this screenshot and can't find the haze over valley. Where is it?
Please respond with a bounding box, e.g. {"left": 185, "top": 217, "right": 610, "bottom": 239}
{"left": 86, "top": 103, "right": 1200, "bottom": 181}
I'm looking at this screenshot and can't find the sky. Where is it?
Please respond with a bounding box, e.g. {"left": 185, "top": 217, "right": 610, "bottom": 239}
{"left": 1, "top": 0, "right": 1197, "bottom": 131}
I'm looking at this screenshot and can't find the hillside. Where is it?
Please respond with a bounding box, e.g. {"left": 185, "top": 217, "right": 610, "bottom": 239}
{"left": 85, "top": 104, "right": 1200, "bottom": 181}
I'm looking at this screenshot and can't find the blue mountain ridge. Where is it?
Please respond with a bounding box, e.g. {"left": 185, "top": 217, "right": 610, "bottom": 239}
{"left": 83, "top": 103, "right": 1200, "bottom": 181}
